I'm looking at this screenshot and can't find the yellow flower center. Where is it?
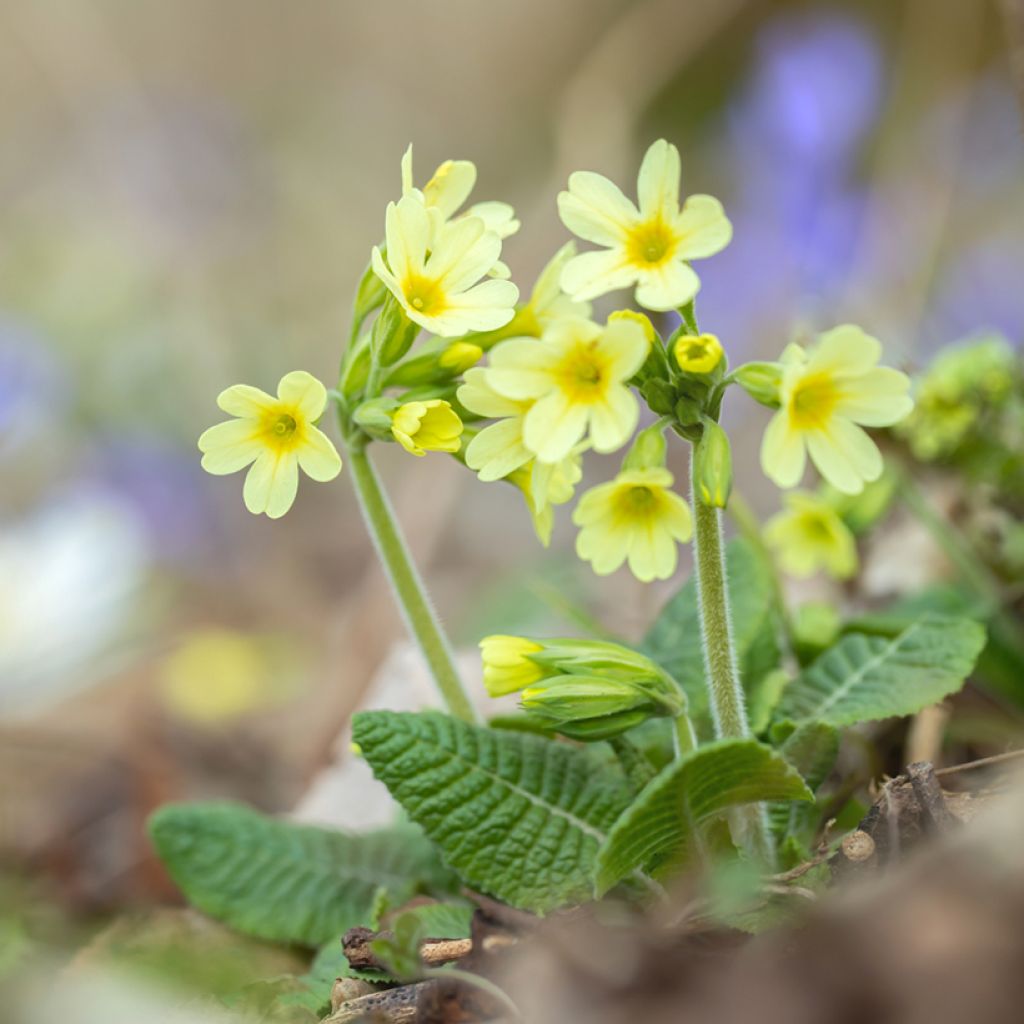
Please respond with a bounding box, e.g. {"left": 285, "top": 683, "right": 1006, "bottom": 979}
{"left": 615, "top": 484, "right": 660, "bottom": 522}
{"left": 558, "top": 344, "right": 608, "bottom": 402}
{"left": 625, "top": 218, "right": 677, "bottom": 267}
{"left": 402, "top": 273, "right": 447, "bottom": 316}
{"left": 260, "top": 408, "right": 302, "bottom": 450}
{"left": 789, "top": 372, "right": 842, "bottom": 430}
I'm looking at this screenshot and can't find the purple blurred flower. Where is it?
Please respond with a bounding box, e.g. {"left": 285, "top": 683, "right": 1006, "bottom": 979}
{"left": 0, "top": 317, "right": 69, "bottom": 453}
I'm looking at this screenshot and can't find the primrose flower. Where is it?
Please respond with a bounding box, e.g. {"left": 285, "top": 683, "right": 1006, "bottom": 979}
{"left": 198, "top": 371, "right": 341, "bottom": 519}
{"left": 480, "top": 635, "right": 545, "bottom": 696}
{"left": 509, "top": 452, "right": 583, "bottom": 546}
{"left": 484, "top": 316, "right": 647, "bottom": 463}
{"left": 371, "top": 194, "right": 518, "bottom": 337}
{"left": 574, "top": 466, "right": 692, "bottom": 582}
{"left": 760, "top": 325, "right": 913, "bottom": 495}
{"left": 674, "top": 332, "right": 723, "bottom": 374}
{"left": 557, "top": 139, "right": 732, "bottom": 312}
{"left": 765, "top": 491, "right": 857, "bottom": 580}
{"left": 391, "top": 399, "right": 463, "bottom": 456}
{"left": 401, "top": 144, "right": 520, "bottom": 265}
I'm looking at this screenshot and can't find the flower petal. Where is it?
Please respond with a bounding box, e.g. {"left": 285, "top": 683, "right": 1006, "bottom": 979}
{"left": 588, "top": 385, "right": 639, "bottom": 454}
{"left": 637, "top": 139, "right": 681, "bottom": 220}
{"left": 600, "top": 317, "right": 650, "bottom": 381}
{"left": 523, "top": 392, "right": 589, "bottom": 463}
{"left": 557, "top": 170, "right": 638, "bottom": 246}
{"left": 244, "top": 451, "right": 299, "bottom": 518}
{"left": 387, "top": 195, "right": 431, "bottom": 281}
{"left": 576, "top": 523, "right": 629, "bottom": 576}
{"left": 807, "top": 324, "right": 881, "bottom": 376}
{"left": 217, "top": 384, "right": 275, "bottom": 418}
{"left": 835, "top": 367, "right": 913, "bottom": 426}
{"left": 634, "top": 259, "right": 700, "bottom": 312}
{"left": 424, "top": 159, "right": 476, "bottom": 219}
{"left": 761, "top": 411, "right": 807, "bottom": 488}
{"left": 674, "top": 194, "right": 733, "bottom": 259}
{"left": 806, "top": 419, "right": 883, "bottom": 494}
{"left": 487, "top": 337, "right": 561, "bottom": 400}
{"left": 627, "top": 523, "right": 677, "bottom": 582}
{"left": 423, "top": 278, "right": 518, "bottom": 337}
{"left": 465, "top": 418, "right": 532, "bottom": 481}
{"left": 297, "top": 426, "right": 342, "bottom": 481}
{"left": 277, "top": 370, "right": 327, "bottom": 420}
{"left": 198, "top": 420, "right": 263, "bottom": 475}
{"left": 559, "top": 248, "right": 637, "bottom": 302}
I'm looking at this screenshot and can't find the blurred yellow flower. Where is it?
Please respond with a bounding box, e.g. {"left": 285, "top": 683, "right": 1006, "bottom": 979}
{"left": 674, "top": 332, "right": 723, "bottom": 374}
{"left": 401, "top": 144, "right": 520, "bottom": 241}
{"left": 484, "top": 316, "right": 647, "bottom": 463}
{"left": 761, "top": 325, "right": 913, "bottom": 495}
{"left": 508, "top": 451, "right": 583, "bottom": 546}
{"left": 557, "top": 139, "right": 732, "bottom": 312}
{"left": 439, "top": 341, "right": 483, "bottom": 373}
{"left": 391, "top": 399, "right": 463, "bottom": 456}
{"left": 160, "top": 628, "right": 290, "bottom": 724}
{"left": 198, "top": 370, "right": 341, "bottom": 519}
{"left": 764, "top": 492, "right": 857, "bottom": 580}
{"left": 573, "top": 466, "right": 692, "bottom": 582}
{"left": 480, "top": 635, "right": 544, "bottom": 696}
{"left": 371, "top": 194, "right": 518, "bottom": 337}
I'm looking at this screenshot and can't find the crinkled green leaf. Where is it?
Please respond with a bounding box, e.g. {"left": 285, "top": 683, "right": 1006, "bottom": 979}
{"left": 775, "top": 615, "right": 986, "bottom": 727}
{"left": 351, "top": 711, "right": 633, "bottom": 914}
{"left": 148, "top": 802, "right": 455, "bottom": 947}
{"left": 594, "top": 739, "right": 813, "bottom": 895}
{"left": 644, "top": 539, "right": 779, "bottom": 735}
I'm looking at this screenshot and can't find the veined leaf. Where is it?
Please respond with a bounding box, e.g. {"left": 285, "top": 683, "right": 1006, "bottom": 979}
{"left": 594, "top": 739, "right": 813, "bottom": 895}
{"left": 352, "top": 711, "right": 633, "bottom": 914}
{"left": 768, "top": 721, "right": 839, "bottom": 850}
{"left": 149, "top": 802, "right": 455, "bottom": 947}
{"left": 775, "top": 615, "right": 986, "bottom": 727}
{"left": 644, "top": 539, "right": 779, "bottom": 734}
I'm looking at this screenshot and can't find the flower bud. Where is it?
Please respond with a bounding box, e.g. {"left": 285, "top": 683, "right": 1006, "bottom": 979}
{"left": 373, "top": 295, "right": 419, "bottom": 367}
{"left": 520, "top": 676, "right": 667, "bottom": 741}
{"left": 641, "top": 378, "right": 678, "bottom": 416}
{"left": 385, "top": 341, "right": 483, "bottom": 389}
{"left": 480, "top": 635, "right": 545, "bottom": 696}
{"left": 353, "top": 261, "right": 388, "bottom": 326}
{"left": 734, "top": 362, "right": 783, "bottom": 408}
{"left": 608, "top": 309, "right": 658, "bottom": 347}
{"left": 621, "top": 423, "right": 667, "bottom": 472}
{"left": 673, "top": 333, "right": 724, "bottom": 375}
{"left": 390, "top": 399, "right": 463, "bottom": 457}
{"left": 340, "top": 340, "right": 372, "bottom": 397}
{"left": 353, "top": 396, "right": 399, "bottom": 436}
{"left": 694, "top": 419, "right": 733, "bottom": 508}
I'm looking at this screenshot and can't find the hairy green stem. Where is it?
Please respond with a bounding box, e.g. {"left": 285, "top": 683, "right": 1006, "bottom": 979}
{"left": 346, "top": 441, "right": 477, "bottom": 723}
{"left": 690, "top": 451, "right": 774, "bottom": 865}
{"left": 673, "top": 712, "right": 698, "bottom": 758}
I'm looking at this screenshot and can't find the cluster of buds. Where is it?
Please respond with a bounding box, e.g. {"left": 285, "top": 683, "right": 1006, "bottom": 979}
{"left": 480, "top": 635, "right": 685, "bottom": 740}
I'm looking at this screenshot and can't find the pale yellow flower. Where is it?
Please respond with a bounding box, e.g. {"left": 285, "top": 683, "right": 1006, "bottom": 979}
{"left": 401, "top": 144, "right": 520, "bottom": 240}
{"left": 760, "top": 325, "right": 913, "bottom": 495}
{"left": 608, "top": 309, "right": 657, "bottom": 347}
{"left": 674, "top": 332, "right": 723, "bottom": 374}
{"left": 371, "top": 194, "right": 518, "bottom": 337}
{"left": 573, "top": 467, "right": 693, "bottom": 582}
{"left": 557, "top": 139, "right": 732, "bottom": 312}
{"left": 484, "top": 316, "right": 647, "bottom": 463}
{"left": 479, "top": 635, "right": 544, "bottom": 696}
{"left": 765, "top": 491, "right": 857, "bottom": 579}
{"left": 198, "top": 371, "right": 341, "bottom": 519}
{"left": 391, "top": 399, "right": 463, "bottom": 456}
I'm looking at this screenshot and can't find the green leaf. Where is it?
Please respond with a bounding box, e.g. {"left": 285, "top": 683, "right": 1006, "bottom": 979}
{"left": 351, "top": 711, "right": 633, "bottom": 914}
{"left": 644, "top": 539, "right": 779, "bottom": 734}
{"left": 775, "top": 615, "right": 986, "bottom": 727}
{"left": 594, "top": 739, "right": 813, "bottom": 895}
{"left": 148, "top": 802, "right": 456, "bottom": 947}
{"left": 768, "top": 721, "right": 839, "bottom": 853}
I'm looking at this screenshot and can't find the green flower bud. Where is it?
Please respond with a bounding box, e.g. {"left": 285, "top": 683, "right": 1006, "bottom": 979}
{"left": 385, "top": 341, "right": 483, "bottom": 389}
{"left": 352, "top": 396, "right": 399, "bottom": 437}
{"left": 340, "top": 339, "right": 372, "bottom": 397}
{"left": 353, "top": 260, "right": 388, "bottom": 326}
{"left": 621, "top": 423, "right": 667, "bottom": 472}
{"left": 734, "top": 362, "right": 783, "bottom": 408}
{"left": 674, "top": 395, "right": 703, "bottom": 427}
{"left": 373, "top": 295, "right": 419, "bottom": 367}
{"left": 694, "top": 419, "right": 733, "bottom": 508}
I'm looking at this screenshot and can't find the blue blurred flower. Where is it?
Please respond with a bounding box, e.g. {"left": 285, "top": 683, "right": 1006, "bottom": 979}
{"left": 0, "top": 317, "right": 69, "bottom": 454}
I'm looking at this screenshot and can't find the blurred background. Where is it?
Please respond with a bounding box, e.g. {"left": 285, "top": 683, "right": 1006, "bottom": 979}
{"left": 1, "top": 0, "right": 1022, "bottom": 961}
